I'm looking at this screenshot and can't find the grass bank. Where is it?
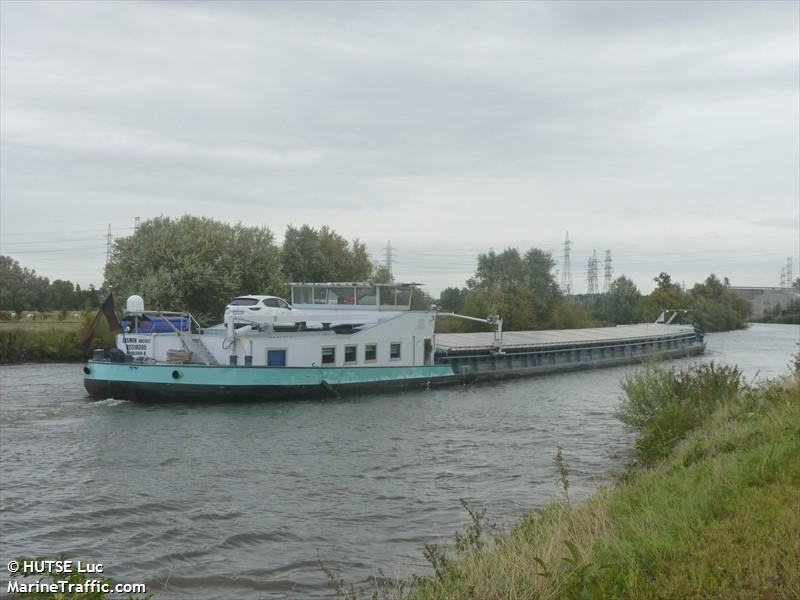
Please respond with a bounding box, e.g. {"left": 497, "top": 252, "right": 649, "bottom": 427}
{"left": 0, "top": 322, "right": 115, "bottom": 364}
{"left": 329, "top": 361, "right": 800, "bottom": 599}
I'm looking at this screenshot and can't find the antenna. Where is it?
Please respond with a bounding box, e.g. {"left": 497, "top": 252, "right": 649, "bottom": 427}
{"left": 561, "top": 232, "right": 573, "bottom": 295}
{"left": 106, "top": 224, "right": 113, "bottom": 265}
{"left": 603, "top": 249, "right": 612, "bottom": 293}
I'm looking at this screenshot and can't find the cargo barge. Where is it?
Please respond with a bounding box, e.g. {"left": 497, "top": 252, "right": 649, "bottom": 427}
{"left": 83, "top": 282, "right": 705, "bottom": 402}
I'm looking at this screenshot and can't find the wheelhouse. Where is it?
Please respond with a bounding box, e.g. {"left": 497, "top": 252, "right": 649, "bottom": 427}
{"left": 289, "top": 283, "right": 418, "bottom": 310}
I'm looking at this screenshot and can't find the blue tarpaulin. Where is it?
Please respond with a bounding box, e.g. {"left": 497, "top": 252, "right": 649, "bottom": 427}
{"left": 121, "top": 315, "right": 190, "bottom": 333}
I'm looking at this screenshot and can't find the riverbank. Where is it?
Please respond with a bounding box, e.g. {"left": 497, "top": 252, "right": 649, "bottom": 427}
{"left": 0, "top": 324, "right": 115, "bottom": 364}
{"left": 369, "top": 360, "right": 799, "bottom": 599}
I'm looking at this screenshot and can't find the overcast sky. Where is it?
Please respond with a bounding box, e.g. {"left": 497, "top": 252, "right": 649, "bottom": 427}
{"left": 1, "top": 0, "right": 798, "bottom": 296}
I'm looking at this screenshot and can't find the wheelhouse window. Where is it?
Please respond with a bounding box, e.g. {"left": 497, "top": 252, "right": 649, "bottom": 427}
{"left": 379, "top": 286, "right": 412, "bottom": 308}
{"left": 389, "top": 342, "right": 401, "bottom": 360}
{"left": 356, "top": 287, "right": 377, "bottom": 305}
{"left": 293, "top": 286, "right": 313, "bottom": 304}
{"left": 330, "top": 287, "right": 356, "bottom": 305}
{"left": 321, "top": 347, "right": 336, "bottom": 366}
{"left": 314, "top": 287, "right": 337, "bottom": 304}
{"left": 365, "top": 344, "right": 377, "bottom": 362}
{"left": 344, "top": 345, "right": 357, "bottom": 364}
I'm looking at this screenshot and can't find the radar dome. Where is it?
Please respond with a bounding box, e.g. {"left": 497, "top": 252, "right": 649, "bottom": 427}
{"left": 126, "top": 295, "right": 145, "bottom": 315}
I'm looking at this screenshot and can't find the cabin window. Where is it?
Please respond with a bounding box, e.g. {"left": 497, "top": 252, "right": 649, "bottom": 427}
{"left": 267, "top": 349, "right": 286, "bottom": 367}
{"left": 390, "top": 342, "right": 401, "bottom": 360}
{"left": 313, "top": 288, "right": 332, "bottom": 304}
{"left": 365, "top": 344, "right": 377, "bottom": 362}
{"left": 293, "top": 286, "right": 313, "bottom": 304}
{"left": 344, "top": 345, "right": 357, "bottom": 364}
{"left": 321, "top": 346, "right": 336, "bottom": 366}
{"left": 379, "top": 287, "right": 412, "bottom": 308}
{"left": 328, "top": 287, "right": 356, "bottom": 305}
{"left": 356, "top": 287, "right": 377, "bottom": 305}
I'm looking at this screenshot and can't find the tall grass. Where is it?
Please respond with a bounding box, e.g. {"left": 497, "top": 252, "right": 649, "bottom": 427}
{"left": 0, "top": 321, "right": 115, "bottom": 363}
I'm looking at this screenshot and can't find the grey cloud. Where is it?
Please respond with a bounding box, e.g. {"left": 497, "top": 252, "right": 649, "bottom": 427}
{"left": 1, "top": 1, "right": 797, "bottom": 290}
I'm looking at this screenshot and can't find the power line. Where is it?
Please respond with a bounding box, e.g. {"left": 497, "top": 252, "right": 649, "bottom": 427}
{"left": 603, "top": 249, "right": 613, "bottom": 293}
{"left": 2, "top": 247, "right": 107, "bottom": 255}
{"left": 106, "top": 225, "right": 113, "bottom": 265}
{"left": 1, "top": 226, "right": 135, "bottom": 237}
{"left": 0, "top": 237, "right": 111, "bottom": 246}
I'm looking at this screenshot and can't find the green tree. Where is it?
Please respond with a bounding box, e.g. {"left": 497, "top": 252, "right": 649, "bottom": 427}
{"left": 104, "top": 216, "right": 283, "bottom": 323}
{"left": 0, "top": 256, "right": 51, "bottom": 312}
{"left": 469, "top": 248, "right": 525, "bottom": 288}
{"left": 281, "top": 225, "right": 373, "bottom": 283}
{"left": 438, "top": 287, "right": 467, "bottom": 313}
{"left": 281, "top": 225, "right": 324, "bottom": 282}
{"left": 371, "top": 263, "right": 393, "bottom": 284}
{"left": 548, "top": 301, "right": 598, "bottom": 329}
{"left": 641, "top": 272, "right": 687, "bottom": 322}
{"left": 593, "top": 276, "right": 642, "bottom": 324}
{"left": 687, "top": 274, "right": 750, "bottom": 331}
{"left": 49, "top": 279, "right": 77, "bottom": 310}
{"left": 464, "top": 247, "right": 562, "bottom": 330}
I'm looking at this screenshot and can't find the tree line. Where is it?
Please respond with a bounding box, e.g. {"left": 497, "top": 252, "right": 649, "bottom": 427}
{"left": 2, "top": 216, "right": 762, "bottom": 331}
{"left": 435, "top": 248, "right": 754, "bottom": 333}
{"left": 0, "top": 255, "right": 103, "bottom": 314}
{"left": 101, "top": 216, "right": 392, "bottom": 323}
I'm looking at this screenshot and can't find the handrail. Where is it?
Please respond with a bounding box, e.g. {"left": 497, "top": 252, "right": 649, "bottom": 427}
{"left": 152, "top": 311, "right": 192, "bottom": 352}
{"left": 126, "top": 309, "right": 203, "bottom": 334}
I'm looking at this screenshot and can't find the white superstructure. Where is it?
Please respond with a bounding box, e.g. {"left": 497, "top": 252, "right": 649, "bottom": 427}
{"left": 118, "top": 283, "right": 438, "bottom": 368}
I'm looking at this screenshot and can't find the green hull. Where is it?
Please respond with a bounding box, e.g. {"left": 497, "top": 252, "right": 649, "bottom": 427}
{"left": 84, "top": 361, "right": 456, "bottom": 401}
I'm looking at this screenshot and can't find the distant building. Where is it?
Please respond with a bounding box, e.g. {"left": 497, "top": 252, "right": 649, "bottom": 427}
{"left": 730, "top": 287, "right": 800, "bottom": 319}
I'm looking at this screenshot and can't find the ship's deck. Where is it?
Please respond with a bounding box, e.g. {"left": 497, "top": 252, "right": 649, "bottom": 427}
{"left": 435, "top": 323, "right": 697, "bottom": 352}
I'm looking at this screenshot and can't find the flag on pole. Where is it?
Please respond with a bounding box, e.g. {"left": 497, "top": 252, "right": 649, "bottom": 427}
{"left": 82, "top": 293, "right": 122, "bottom": 348}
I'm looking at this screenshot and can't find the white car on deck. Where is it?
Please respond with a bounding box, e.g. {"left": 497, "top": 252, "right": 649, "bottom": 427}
{"left": 223, "top": 295, "right": 293, "bottom": 322}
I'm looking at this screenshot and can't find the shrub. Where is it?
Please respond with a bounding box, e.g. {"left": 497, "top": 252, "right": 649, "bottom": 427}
{"left": 617, "top": 362, "right": 744, "bottom": 466}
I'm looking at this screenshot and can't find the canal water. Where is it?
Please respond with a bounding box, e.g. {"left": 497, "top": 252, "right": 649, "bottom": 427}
{"left": 1, "top": 323, "right": 797, "bottom": 598}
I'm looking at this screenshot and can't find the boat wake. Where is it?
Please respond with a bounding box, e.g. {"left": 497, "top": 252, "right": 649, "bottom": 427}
{"left": 85, "top": 397, "right": 131, "bottom": 407}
